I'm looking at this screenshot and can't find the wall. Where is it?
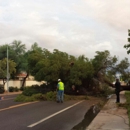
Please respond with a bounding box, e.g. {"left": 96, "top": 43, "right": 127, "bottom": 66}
{"left": 0, "top": 80, "right": 44, "bottom": 91}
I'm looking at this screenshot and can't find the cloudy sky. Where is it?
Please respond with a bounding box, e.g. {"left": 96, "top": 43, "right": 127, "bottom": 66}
{"left": 0, "top": 0, "right": 130, "bottom": 60}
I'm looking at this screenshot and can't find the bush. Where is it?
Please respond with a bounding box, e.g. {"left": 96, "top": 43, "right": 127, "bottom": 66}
{"left": 22, "top": 87, "right": 39, "bottom": 96}
{"left": 125, "top": 91, "right": 130, "bottom": 125}
{"left": 15, "top": 93, "right": 47, "bottom": 102}
{"left": 15, "top": 94, "right": 26, "bottom": 102}
{"left": 9, "top": 86, "right": 19, "bottom": 92}
{"left": 101, "top": 89, "right": 113, "bottom": 97}
{"left": 21, "top": 84, "right": 54, "bottom": 96}
{"left": 0, "top": 84, "right": 5, "bottom": 94}
{"left": 15, "top": 91, "right": 89, "bottom": 102}
{"left": 45, "top": 91, "right": 57, "bottom": 101}
{"left": 14, "top": 87, "right": 19, "bottom": 92}
{"left": 33, "top": 93, "right": 47, "bottom": 101}
{"left": 15, "top": 94, "right": 36, "bottom": 102}
{"left": 9, "top": 86, "right": 15, "bottom": 92}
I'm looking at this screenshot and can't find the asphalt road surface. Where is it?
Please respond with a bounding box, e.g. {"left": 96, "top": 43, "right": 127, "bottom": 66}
{"left": 0, "top": 94, "right": 100, "bottom": 130}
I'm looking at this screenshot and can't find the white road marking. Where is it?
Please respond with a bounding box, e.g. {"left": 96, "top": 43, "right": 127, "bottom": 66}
{"left": 28, "top": 100, "right": 84, "bottom": 128}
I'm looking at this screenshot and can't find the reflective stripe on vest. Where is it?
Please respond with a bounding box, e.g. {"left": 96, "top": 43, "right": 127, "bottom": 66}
{"left": 58, "top": 82, "right": 64, "bottom": 90}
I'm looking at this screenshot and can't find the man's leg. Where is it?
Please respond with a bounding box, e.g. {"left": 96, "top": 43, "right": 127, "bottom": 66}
{"left": 61, "top": 91, "right": 64, "bottom": 103}
{"left": 116, "top": 92, "right": 120, "bottom": 103}
{"left": 57, "top": 91, "right": 60, "bottom": 103}
{"left": 56, "top": 91, "right": 59, "bottom": 102}
{"left": 117, "top": 92, "right": 120, "bottom": 102}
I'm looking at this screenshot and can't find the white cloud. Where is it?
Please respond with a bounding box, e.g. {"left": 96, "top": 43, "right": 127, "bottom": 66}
{"left": 0, "top": 0, "right": 130, "bottom": 61}
{"left": 75, "top": 0, "right": 130, "bottom": 31}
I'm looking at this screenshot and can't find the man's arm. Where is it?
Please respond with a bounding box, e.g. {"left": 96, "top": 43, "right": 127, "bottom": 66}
{"left": 57, "top": 83, "right": 59, "bottom": 91}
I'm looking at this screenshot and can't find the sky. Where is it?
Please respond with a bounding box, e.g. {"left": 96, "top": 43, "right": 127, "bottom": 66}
{"left": 0, "top": 0, "right": 130, "bottom": 60}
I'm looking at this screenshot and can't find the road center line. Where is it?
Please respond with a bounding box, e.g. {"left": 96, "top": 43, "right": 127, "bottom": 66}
{"left": 0, "top": 101, "right": 39, "bottom": 112}
{"left": 28, "top": 100, "right": 84, "bottom": 128}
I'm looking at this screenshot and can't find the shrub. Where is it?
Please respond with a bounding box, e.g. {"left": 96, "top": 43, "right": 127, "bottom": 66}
{"left": 9, "top": 86, "right": 19, "bottom": 92}
{"left": 32, "top": 93, "right": 47, "bottom": 101}
{"left": 20, "top": 87, "right": 24, "bottom": 91}
{"left": 22, "top": 84, "right": 54, "bottom": 96}
{"left": 15, "top": 93, "right": 47, "bottom": 102}
{"left": 14, "top": 87, "right": 19, "bottom": 92}
{"left": 96, "top": 84, "right": 114, "bottom": 97}
{"left": 45, "top": 91, "right": 57, "bottom": 101}
{"left": 22, "top": 87, "right": 39, "bottom": 96}
{"left": 9, "top": 86, "right": 15, "bottom": 92}
{"left": 15, "top": 91, "right": 89, "bottom": 102}
{"left": 15, "top": 94, "right": 26, "bottom": 102}
{"left": 125, "top": 91, "right": 130, "bottom": 125}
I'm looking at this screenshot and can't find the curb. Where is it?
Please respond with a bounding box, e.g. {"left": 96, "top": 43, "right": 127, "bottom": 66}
{"left": 0, "top": 91, "right": 22, "bottom": 96}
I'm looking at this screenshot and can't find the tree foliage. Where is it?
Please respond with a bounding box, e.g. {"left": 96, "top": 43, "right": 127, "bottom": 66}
{"left": 0, "top": 58, "right": 16, "bottom": 86}
{"left": 0, "top": 40, "right": 130, "bottom": 94}
{"left": 124, "top": 29, "right": 130, "bottom": 54}
{"left": 28, "top": 48, "right": 123, "bottom": 92}
{"left": 10, "top": 40, "right": 26, "bottom": 74}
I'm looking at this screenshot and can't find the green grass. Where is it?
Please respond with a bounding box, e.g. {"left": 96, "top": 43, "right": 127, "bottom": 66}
{"left": 118, "top": 91, "right": 130, "bottom": 125}
{"left": 125, "top": 91, "right": 130, "bottom": 125}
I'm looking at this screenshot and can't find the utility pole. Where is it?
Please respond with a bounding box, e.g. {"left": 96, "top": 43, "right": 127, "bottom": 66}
{"left": 7, "top": 44, "right": 9, "bottom": 92}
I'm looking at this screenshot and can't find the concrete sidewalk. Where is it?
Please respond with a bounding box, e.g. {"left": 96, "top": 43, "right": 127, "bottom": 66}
{"left": 86, "top": 91, "right": 130, "bottom": 130}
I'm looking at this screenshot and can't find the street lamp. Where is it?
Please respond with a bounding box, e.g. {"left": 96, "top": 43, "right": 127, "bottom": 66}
{"left": 7, "top": 44, "right": 10, "bottom": 92}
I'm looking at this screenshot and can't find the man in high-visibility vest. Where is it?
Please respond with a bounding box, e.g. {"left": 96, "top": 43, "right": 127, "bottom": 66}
{"left": 57, "top": 79, "right": 64, "bottom": 103}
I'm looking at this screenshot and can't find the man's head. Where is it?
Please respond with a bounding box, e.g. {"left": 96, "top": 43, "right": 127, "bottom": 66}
{"left": 116, "top": 78, "right": 119, "bottom": 82}
{"left": 58, "top": 79, "right": 61, "bottom": 82}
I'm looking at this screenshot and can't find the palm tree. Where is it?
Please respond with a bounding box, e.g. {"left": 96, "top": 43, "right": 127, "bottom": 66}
{"left": 11, "top": 40, "right": 26, "bottom": 55}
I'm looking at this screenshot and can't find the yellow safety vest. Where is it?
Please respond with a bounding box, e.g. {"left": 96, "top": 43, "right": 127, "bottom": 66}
{"left": 58, "top": 82, "right": 64, "bottom": 90}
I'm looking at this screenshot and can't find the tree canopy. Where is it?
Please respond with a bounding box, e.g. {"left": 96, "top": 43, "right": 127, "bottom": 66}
{"left": 0, "top": 40, "right": 130, "bottom": 93}
{"left": 0, "top": 58, "right": 16, "bottom": 86}
{"left": 124, "top": 29, "right": 130, "bottom": 54}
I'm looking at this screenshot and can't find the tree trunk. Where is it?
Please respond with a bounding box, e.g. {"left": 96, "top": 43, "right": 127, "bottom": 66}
{"left": 2, "top": 79, "right": 6, "bottom": 87}
{"left": 21, "top": 72, "right": 29, "bottom": 88}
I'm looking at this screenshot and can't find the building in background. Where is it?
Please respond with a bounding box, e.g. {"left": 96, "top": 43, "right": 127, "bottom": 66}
{"left": 0, "top": 72, "right": 45, "bottom": 91}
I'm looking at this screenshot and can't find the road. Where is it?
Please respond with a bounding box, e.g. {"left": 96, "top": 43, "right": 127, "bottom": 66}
{"left": 0, "top": 93, "right": 101, "bottom": 130}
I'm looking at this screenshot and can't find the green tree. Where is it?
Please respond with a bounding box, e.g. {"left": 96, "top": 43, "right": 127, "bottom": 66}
{"left": 0, "top": 44, "right": 17, "bottom": 79}
{"left": 124, "top": 29, "right": 130, "bottom": 54}
{"left": 91, "top": 50, "right": 118, "bottom": 88}
{"left": 5, "top": 40, "right": 27, "bottom": 88}
{"left": 116, "top": 58, "right": 130, "bottom": 81}
{"left": 28, "top": 48, "right": 95, "bottom": 92}
{"left": 29, "top": 49, "right": 70, "bottom": 82}
{"left": 0, "top": 58, "right": 16, "bottom": 86}
{"left": 92, "top": 50, "right": 117, "bottom": 77}
{"left": 0, "top": 45, "right": 7, "bottom": 60}
{"left": 11, "top": 40, "right": 26, "bottom": 55}
{"left": 31, "top": 42, "right": 42, "bottom": 52}
{"left": 11, "top": 40, "right": 26, "bottom": 73}
{"left": 69, "top": 55, "right": 94, "bottom": 88}
{"left": 0, "top": 41, "right": 27, "bottom": 77}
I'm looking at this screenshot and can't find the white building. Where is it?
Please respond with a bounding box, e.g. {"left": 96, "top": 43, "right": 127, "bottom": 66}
{"left": 0, "top": 73, "right": 45, "bottom": 91}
